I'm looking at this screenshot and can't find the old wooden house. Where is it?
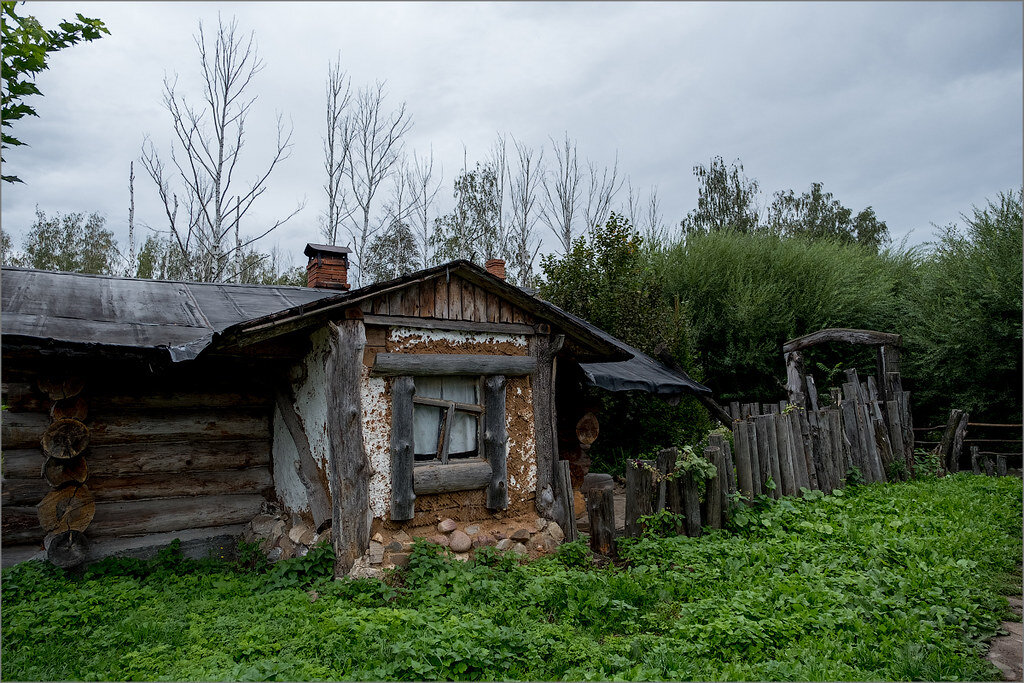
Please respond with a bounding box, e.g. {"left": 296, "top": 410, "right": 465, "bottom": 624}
{"left": 1, "top": 246, "right": 709, "bottom": 570}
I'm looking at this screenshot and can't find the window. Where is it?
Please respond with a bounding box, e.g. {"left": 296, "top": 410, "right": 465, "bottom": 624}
{"left": 412, "top": 377, "right": 482, "bottom": 463}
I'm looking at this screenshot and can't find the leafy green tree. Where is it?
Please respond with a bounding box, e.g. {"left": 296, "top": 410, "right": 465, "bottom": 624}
{"left": 0, "top": 227, "right": 13, "bottom": 265}
{"left": 431, "top": 162, "right": 503, "bottom": 264}
{"left": 1, "top": 1, "right": 108, "bottom": 183}
{"left": 903, "top": 189, "right": 1023, "bottom": 423}
{"left": 18, "top": 208, "right": 120, "bottom": 274}
{"left": 540, "top": 213, "right": 709, "bottom": 463}
{"left": 364, "top": 218, "right": 417, "bottom": 283}
{"left": 679, "top": 156, "right": 762, "bottom": 237}
{"left": 767, "top": 181, "right": 890, "bottom": 250}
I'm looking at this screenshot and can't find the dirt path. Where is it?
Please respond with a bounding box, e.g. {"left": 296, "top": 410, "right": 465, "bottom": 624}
{"left": 988, "top": 595, "right": 1023, "bottom": 681}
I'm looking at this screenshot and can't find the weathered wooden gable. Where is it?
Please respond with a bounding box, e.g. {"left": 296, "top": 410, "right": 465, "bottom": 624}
{"left": 358, "top": 273, "right": 533, "bottom": 328}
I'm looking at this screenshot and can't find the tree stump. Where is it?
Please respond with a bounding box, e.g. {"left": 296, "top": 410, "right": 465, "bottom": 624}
{"left": 585, "top": 481, "right": 616, "bottom": 557}
{"left": 41, "top": 419, "right": 89, "bottom": 460}
{"left": 624, "top": 459, "right": 654, "bottom": 538}
{"left": 37, "top": 485, "right": 95, "bottom": 534}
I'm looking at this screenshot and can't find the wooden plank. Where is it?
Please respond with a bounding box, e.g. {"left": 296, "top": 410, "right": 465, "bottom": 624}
{"left": 486, "top": 292, "right": 501, "bottom": 323}
{"left": 359, "top": 299, "right": 373, "bottom": 314}
{"left": 474, "top": 285, "right": 488, "bottom": 323}
{"left": 90, "top": 391, "right": 271, "bottom": 411}
{"left": 754, "top": 415, "right": 774, "bottom": 497}
{"left": 372, "top": 353, "right": 537, "bottom": 377}
{"left": 775, "top": 412, "right": 797, "bottom": 496}
{"left": 729, "top": 402, "right": 740, "bottom": 420}
{"left": 656, "top": 448, "right": 673, "bottom": 512}
{"left": 326, "top": 318, "right": 370, "bottom": 576}
{"left": 624, "top": 459, "right": 654, "bottom": 537}
{"left": 419, "top": 278, "right": 436, "bottom": 318}
{"left": 708, "top": 433, "right": 735, "bottom": 506}
{"left": 705, "top": 446, "right": 723, "bottom": 530}
{"left": 760, "top": 414, "right": 781, "bottom": 498}
{"left": 413, "top": 396, "right": 483, "bottom": 413}
{"left": 448, "top": 277, "right": 463, "bottom": 320}
{"left": 484, "top": 375, "right": 509, "bottom": 510}
{"left": 784, "top": 351, "right": 806, "bottom": 407}
{"left": 805, "top": 375, "right": 820, "bottom": 412}
{"left": 361, "top": 314, "right": 534, "bottom": 336}
{"left": 402, "top": 282, "right": 420, "bottom": 317}
{"left": 462, "top": 281, "right": 476, "bottom": 321}
{"left": 886, "top": 399, "right": 907, "bottom": 476}
{"left": 997, "top": 455, "right": 1008, "bottom": 477}
{"left": 971, "top": 445, "right": 981, "bottom": 475}
{"left": 389, "top": 289, "right": 405, "bottom": 319}
{"left": 791, "top": 410, "right": 817, "bottom": 490}
{"left": 817, "top": 410, "right": 835, "bottom": 491}
{"left": 413, "top": 460, "right": 492, "bottom": 495}
{"left": 681, "top": 468, "right": 702, "bottom": 537}
{"left": 783, "top": 328, "right": 902, "bottom": 354}
{"left": 498, "top": 298, "right": 513, "bottom": 324}
{"left": 841, "top": 384, "right": 865, "bottom": 479}
{"left": 372, "top": 294, "right": 389, "bottom": 315}
{"left": 1, "top": 382, "right": 46, "bottom": 412}
{"left": 390, "top": 376, "right": 416, "bottom": 520}
{"left": 554, "top": 460, "right": 578, "bottom": 543}
{"left": 434, "top": 276, "right": 448, "bottom": 318}
{"left": 829, "top": 408, "right": 848, "bottom": 485}
{"left": 866, "top": 375, "right": 879, "bottom": 404}
{"left": 746, "top": 419, "right": 762, "bottom": 497}
{"left": 511, "top": 305, "right": 525, "bottom": 325}
{"left": 275, "top": 388, "right": 332, "bottom": 528}
{"left": 1, "top": 506, "right": 44, "bottom": 544}
{"left": 732, "top": 421, "right": 754, "bottom": 502}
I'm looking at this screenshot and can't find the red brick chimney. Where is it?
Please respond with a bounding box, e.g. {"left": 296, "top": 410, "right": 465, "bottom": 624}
{"left": 305, "top": 243, "right": 352, "bottom": 290}
{"left": 485, "top": 258, "right": 506, "bottom": 281}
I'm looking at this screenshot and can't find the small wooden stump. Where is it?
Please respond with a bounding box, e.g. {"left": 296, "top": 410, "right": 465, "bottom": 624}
{"left": 971, "top": 446, "right": 981, "bottom": 475}
{"left": 681, "top": 470, "right": 702, "bottom": 537}
{"left": 585, "top": 478, "right": 616, "bottom": 557}
{"left": 996, "top": 455, "right": 1008, "bottom": 477}
{"left": 624, "top": 459, "right": 654, "bottom": 538}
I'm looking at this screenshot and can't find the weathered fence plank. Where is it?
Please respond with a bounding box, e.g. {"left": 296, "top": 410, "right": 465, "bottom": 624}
{"left": 624, "top": 459, "right": 654, "bottom": 537}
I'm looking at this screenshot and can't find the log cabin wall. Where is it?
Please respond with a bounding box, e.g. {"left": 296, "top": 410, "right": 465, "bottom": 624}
{"left": 1, "top": 357, "right": 275, "bottom": 566}
{"left": 273, "top": 273, "right": 541, "bottom": 532}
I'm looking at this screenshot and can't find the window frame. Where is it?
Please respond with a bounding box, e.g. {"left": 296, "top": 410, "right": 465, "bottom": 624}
{"left": 411, "top": 379, "right": 485, "bottom": 465}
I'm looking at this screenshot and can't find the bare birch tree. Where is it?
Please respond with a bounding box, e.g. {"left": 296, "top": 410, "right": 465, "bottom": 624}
{"left": 541, "top": 132, "right": 583, "bottom": 254}
{"left": 342, "top": 81, "right": 412, "bottom": 286}
{"left": 506, "top": 137, "right": 544, "bottom": 286}
{"left": 582, "top": 152, "right": 623, "bottom": 233}
{"left": 406, "top": 148, "right": 441, "bottom": 269}
{"left": 485, "top": 133, "right": 509, "bottom": 260}
{"left": 140, "top": 15, "right": 301, "bottom": 283}
{"left": 321, "top": 55, "right": 352, "bottom": 246}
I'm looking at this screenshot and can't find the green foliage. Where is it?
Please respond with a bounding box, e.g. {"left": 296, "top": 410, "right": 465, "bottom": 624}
{"left": 261, "top": 543, "right": 334, "bottom": 592}
{"left": 902, "top": 189, "right": 1023, "bottom": 424}
{"left": 365, "top": 219, "right": 418, "bottom": 283}
{"left": 1, "top": 1, "right": 109, "bottom": 183}
{"left": 431, "top": 162, "right": 502, "bottom": 265}
{"left": 679, "top": 156, "right": 762, "bottom": 236}
{"left": 766, "top": 181, "right": 890, "bottom": 250}
{"left": 9, "top": 208, "right": 120, "bottom": 274}
{"left": 638, "top": 509, "right": 687, "bottom": 538}
{"left": 554, "top": 539, "right": 593, "bottom": 569}
{"left": 3, "top": 476, "right": 1019, "bottom": 681}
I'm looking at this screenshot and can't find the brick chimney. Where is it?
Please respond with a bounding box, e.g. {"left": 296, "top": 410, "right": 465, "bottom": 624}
{"left": 304, "top": 243, "right": 352, "bottom": 290}
{"left": 485, "top": 258, "right": 506, "bottom": 281}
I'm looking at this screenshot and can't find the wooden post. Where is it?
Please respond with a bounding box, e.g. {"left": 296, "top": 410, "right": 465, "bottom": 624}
{"left": 784, "top": 351, "right": 807, "bottom": 408}
{"left": 733, "top": 422, "right": 754, "bottom": 502}
{"left": 970, "top": 445, "right": 981, "bottom": 475}
{"left": 708, "top": 433, "right": 733, "bottom": 522}
{"left": 624, "top": 459, "right": 654, "bottom": 537}
{"left": 774, "top": 412, "right": 797, "bottom": 496}
{"left": 389, "top": 376, "right": 416, "bottom": 521}
{"left": 585, "top": 479, "right": 616, "bottom": 556}
{"left": 817, "top": 410, "right": 835, "bottom": 492}
{"left": 754, "top": 415, "right": 773, "bottom": 497}
{"left": 682, "top": 468, "right": 702, "bottom": 537}
{"left": 554, "top": 460, "right": 578, "bottom": 542}
{"left": 997, "top": 455, "right": 1008, "bottom": 477}
{"left": 484, "top": 375, "right": 509, "bottom": 510}
{"left": 983, "top": 453, "right": 995, "bottom": 477}
{"left": 937, "top": 409, "right": 967, "bottom": 473}
{"left": 746, "top": 419, "right": 762, "bottom": 497}
{"left": 885, "top": 399, "right": 907, "bottom": 479}
{"left": 326, "top": 317, "right": 370, "bottom": 577}
{"left": 705, "top": 446, "right": 723, "bottom": 530}
{"left": 275, "top": 387, "right": 333, "bottom": 529}
{"left": 656, "top": 448, "right": 674, "bottom": 512}
{"left": 529, "top": 333, "right": 564, "bottom": 520}
{"left": 758, "top": 414, "right": 781, "bottom": 498}
{"left": 829, "top": 408, "right": 848, "bottom": 485}
{"left": 729, "top": 402, "right": 740, "bottom": 420}
{"left": 791, "top": 410, "right": 817, "bottom": 490}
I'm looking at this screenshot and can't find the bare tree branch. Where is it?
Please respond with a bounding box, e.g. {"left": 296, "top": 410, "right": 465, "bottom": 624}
{"left": 540, "top": 132, "right": 582, "bottom": 254}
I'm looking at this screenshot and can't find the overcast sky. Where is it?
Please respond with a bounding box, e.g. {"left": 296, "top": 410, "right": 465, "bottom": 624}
{"left": 2, "top": 1, "right": 1021, "bottom": 274}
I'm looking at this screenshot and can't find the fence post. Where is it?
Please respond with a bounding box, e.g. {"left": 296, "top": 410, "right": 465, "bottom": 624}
{"left": 624, "top": 459, "right": 654, "bottom": 537}
{"left": 705, "top": 446, "right": 723, "bottom": 530}
{"left": 583, "top": 474, "right": 616, "bottom": 556}
{"left": 970, "top": 445, "right": 981, "bottom": 475}
{"left": 997, "top": 455, "right": 1008, "bottom": 477}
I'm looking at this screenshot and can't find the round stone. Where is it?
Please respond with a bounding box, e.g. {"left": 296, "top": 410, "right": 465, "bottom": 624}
{"left": 438, "top": 518, "right": 458, "bottom": 534}
{"left": 449, "top": 529, "right": 472, "bottom": 553}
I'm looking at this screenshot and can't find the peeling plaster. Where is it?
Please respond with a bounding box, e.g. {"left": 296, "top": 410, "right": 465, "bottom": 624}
{"left": 271, "top": 403, "right": 309, "bottom": 515}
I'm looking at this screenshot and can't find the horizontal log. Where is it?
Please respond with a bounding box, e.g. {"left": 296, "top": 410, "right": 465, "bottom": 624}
{"left": 1, "top": 382, "right": 46, "bottom": 412}
{"left": 362, "top": 314, "right": 535, "bottom": 336}
{"left": 86, "top": 410, "right": 270, "bottom": 444}
{"left": 89, "top": 391, "right": 272, "bottom": 412}
{"left": 90, "top": 494, "right": 265, "bottom": 538}
{"left": 1, "top": 411, "right": 49, "bottom": 449}
{"left": 1, "top": 440, "right": 271, "bottom": 478}
{"left": 783, "top": 328, "right": 902, "bottom": 354}
{"left": 413, "top": 459, "right": 492, "bottom": 495}
{"left": 372, "top": 353, "right": 536, "bottom": 377}
{"left": 2, "top": 506, "right": 43, "bottom": 544}
{"left": 966, "top": 423, "right": 1023, "bottom": 428}
{"left": 2, "top": 467, "right": 272, "bottom": 506}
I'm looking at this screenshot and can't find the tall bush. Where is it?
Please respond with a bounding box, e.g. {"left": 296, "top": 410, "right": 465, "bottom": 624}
{"left": 903, "top": 189, "right": 1023, "bottom": 423}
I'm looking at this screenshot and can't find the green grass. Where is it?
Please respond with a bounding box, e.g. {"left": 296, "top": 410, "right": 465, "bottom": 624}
{"left": 3, "top": 474, "right": 1020, "bottom": 681}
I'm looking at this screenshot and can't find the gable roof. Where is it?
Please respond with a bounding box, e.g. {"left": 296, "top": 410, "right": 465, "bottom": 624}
{"left": 1, "top": 262, "right": 711, "bottom": 396}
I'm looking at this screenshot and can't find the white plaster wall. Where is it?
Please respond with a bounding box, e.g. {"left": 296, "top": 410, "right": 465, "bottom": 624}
{"left": 362, "top": 369, "right": 390, "bottom": 518}
{"left": 507, "top": 381, "right": 538, "bottom": 497}
{"left": 271, "top": 403, "right": 310, "bottom": 515}
{"left": 388, "top": 327, "right": 527, "bottom": 350}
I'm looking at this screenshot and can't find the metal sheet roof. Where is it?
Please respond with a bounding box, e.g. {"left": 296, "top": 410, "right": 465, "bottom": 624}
{"left": 1, "top": 265, "right": 710, "bottom": 397}
{"left": 1, "top": 268, "right": 338, "bottom": 361}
